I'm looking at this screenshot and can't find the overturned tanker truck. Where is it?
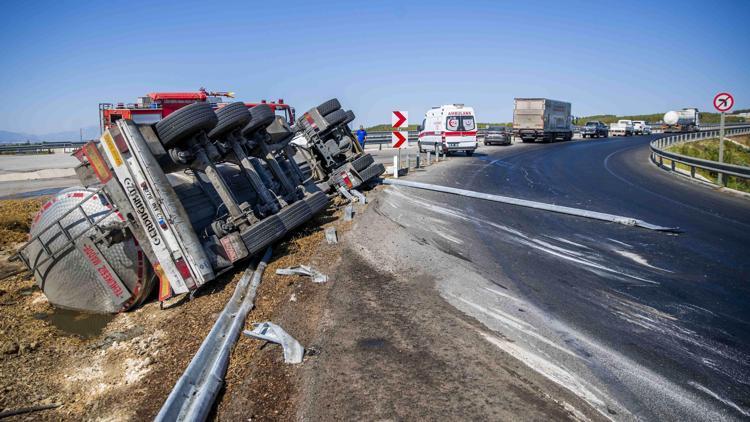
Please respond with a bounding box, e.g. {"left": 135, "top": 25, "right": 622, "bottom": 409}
{"left": 16, "top": 95, "right": 383, "bottom": 314}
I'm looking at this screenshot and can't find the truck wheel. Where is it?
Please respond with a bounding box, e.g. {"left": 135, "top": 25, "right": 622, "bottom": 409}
{"left": 155, "top": 102, "right": 218, "bottom": 148}
{"left": 242, "top": 104, "right": 275, "bottom": 137}
{"left": 466, "top": 150, "right": 474, "bottom": 157}
{"left": 317, "top": 98, "right": 341, "bottom": 116}
{"left": 343, "top": 110, "right": 356, "bottom": 126}
{"left": 208, "top": 102, "right": 251, "bottom": 140}
{"left": 324, "top": 109, "right": 347, "bottom": 127}
{"left": 522, "top": 138, "right": 534, "bottom": 143}
{"left": 351, "top": 153, "right": 374, "bottom": 172}
{"left": 356, "top": 162, "right": 385, "bottom": 183}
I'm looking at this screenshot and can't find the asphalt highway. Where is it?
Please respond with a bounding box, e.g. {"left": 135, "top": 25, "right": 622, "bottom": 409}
{"left": 374, "top": 135, "right": 750, "bottom": 420}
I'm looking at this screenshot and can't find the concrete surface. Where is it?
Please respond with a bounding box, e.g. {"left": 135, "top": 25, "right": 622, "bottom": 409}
{"left": 356, "top": 135, "right": 750, "bottom": 421}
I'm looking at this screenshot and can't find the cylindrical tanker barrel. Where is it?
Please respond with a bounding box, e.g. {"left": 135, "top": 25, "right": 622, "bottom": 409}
{"left": 23, "top": 187, "right": 153, "bottom": 313}
{"left": 664, "top": 109, "right": 698, "bottom": 126}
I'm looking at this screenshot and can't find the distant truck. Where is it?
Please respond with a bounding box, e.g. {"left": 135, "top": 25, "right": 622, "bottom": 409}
{"left": 513, "top": 98, "right": 572, "bottom": 143}
{"left": 632, "top": 120, "right": 652, "bottom": 135}
{"left": 663, "top": 108, "right": 700, "bottom": 133}
{"left": 609, "top": 119, "right": 634, "bottom": 136}
{"left": 580, "top": 121, "right": 608, "bottom": 138}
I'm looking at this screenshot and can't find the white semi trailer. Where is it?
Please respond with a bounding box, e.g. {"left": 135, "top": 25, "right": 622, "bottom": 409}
{"left": 513, "top": 98, "right": 572, "bottom": 143}
{"left": 663, "top": 108, "right": 700, "bottom": 133}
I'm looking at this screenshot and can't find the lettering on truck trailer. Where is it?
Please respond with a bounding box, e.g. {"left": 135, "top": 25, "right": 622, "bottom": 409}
{"left": 99, "top": 128, "right": 189, "bottom": 294}
{"left": 123, "top": 177, "right": 160, "bottom": 245}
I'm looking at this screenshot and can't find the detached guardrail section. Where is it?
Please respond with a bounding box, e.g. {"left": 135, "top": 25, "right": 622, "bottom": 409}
{"left": 650, "top": 125, "right": 750, "bottom": 186}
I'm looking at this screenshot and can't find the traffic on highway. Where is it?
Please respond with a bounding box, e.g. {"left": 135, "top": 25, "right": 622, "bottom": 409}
{"left": 1, "top": 2, "right": 749, "bottom": 421}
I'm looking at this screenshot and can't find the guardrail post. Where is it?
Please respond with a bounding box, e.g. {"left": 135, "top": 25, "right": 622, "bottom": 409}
{"left": 393, "top": 155, "right": 399, "bottom": 178}
{"left": 690, "top": 166, "right": 695, "bottom": 178}
{"left": 671, "top": 160, "right": 675, "bottom": 171}
{"left": 416, "top": 154, "right": 421, "bottom": 169}
{"left": 426, "top": 151, "right": 432, "bottom": 166}
{"left": 659, "top": 156, "right": 663, "bottom": 167}
{"left": 379, "top": 143, "right": 382, "bottom": 151}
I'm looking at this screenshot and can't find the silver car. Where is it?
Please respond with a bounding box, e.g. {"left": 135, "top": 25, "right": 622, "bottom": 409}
{"left": 484, "top": 126, "right": 512, "bottom": 145}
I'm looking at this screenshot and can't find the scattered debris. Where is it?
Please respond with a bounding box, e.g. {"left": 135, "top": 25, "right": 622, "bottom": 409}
{"left": 243, "top": 322, "right": 304, "bottom": 364}
{"left": 275, "top": 265, "right": 328, "bottom": 283}
{"left": 0, "top": 402, "right": 62, "bottom": 419}
{"left": 325, "top": 227, "right": 338, "bottom": 244}
{"left": 350, "top": 189, "right": 366, "bottom": 204}
{"left": 344, "top": 204, "right": 354, "bottom": 221}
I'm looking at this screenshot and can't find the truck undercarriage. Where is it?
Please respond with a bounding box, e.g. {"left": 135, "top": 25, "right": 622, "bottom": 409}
{"left": 16, "top": 96, "right": 382, "bottom": 314}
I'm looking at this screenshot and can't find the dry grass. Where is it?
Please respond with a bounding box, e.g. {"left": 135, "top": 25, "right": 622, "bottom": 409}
{"left": 0, "top": 198, "right": 45, "bottom": 251}
{"left": 666, "top": 135, "right": 750, "bottom": 192}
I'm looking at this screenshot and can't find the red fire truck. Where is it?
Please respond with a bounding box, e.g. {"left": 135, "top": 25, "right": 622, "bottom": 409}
{"left": 99, "top": 88, "right": 295, "bottom": 133}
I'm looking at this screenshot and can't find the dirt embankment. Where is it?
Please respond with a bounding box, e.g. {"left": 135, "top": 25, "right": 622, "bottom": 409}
{"left": 0, "top": 196, "right": 353, "bottom": 421}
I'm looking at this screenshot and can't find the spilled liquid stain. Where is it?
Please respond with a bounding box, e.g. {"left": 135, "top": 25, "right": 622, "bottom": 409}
{"left": 35, "top": 308, "right": 114, "bottom": 339}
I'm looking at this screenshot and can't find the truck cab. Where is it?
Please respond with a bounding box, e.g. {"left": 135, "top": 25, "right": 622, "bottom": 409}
{"left": 418, "top": 104, "right": 478, "bottom": 156}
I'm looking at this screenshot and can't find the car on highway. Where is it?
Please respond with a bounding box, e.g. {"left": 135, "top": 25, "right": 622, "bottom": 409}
{"left": 609, "top": 119, "right": 634, "bottom": 136}
{"left": 418, "top": 104, "right": 478, "bottom": 156}
{"left": 580, "top": 121, "right": 608, "bottom": 138}
{"left": 632, "top": 120, "right": 652, "bottom": 135}
{"left": 483, "top": 126, "right": 512, "bottom": 145}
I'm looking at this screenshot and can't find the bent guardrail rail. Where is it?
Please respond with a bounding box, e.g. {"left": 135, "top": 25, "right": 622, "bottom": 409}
{"left": 649, "top": 125, "right": 750, "bottom": 185}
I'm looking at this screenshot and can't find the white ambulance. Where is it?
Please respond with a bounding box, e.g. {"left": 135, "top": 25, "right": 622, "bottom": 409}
{"left": 418, "top": 104, "right": 478, "bottom": 156}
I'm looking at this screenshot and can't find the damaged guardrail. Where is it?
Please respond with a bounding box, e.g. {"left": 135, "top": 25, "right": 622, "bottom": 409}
{"left": 156, "top": 247, "right": 272, "bottom": 422}
{"left": 381, "top": 179, "right": 680, "bottom": 232}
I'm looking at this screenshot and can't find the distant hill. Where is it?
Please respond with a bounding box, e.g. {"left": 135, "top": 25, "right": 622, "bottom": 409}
{"left": 0, "top": 126, "right": 100, "bottom": 144}
{"left": 574, "top": 112, "right": 746, "bottom": 125}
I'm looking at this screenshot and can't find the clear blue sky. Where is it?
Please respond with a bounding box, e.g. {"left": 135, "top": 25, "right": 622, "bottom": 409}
{"left": 0, "top": 0, "right": 748, "bottom": 133}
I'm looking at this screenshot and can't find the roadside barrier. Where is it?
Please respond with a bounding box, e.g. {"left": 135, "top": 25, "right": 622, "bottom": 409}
{"left": 381, "top": 179, "right": 679, "bottom": 232}
{"left": 156, "top": 247, "right": 273, "bottom": 422}
{"left": 649, "top": 125, "right": 750, "bottom": 185}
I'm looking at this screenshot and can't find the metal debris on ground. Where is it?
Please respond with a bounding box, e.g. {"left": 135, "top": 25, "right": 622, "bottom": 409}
{"left": 350, "top": 189, "right": 367, "bottom": 204}
{"left": 243, "top": 322, "right": 305, "bottom": 364}
{"left": 275, "top": 265, "right": 328, "bottom": 283}
{"left": 344, "top": 204, "right": 354, "bottom": 221}
{"left": 325, "top": 227, "right": 338, "bottom": 244}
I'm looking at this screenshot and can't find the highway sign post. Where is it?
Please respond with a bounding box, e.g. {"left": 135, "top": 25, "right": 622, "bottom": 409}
{"left": 391, "top": 111, "right": 409, "bottom": 177}
{"left": 713, "top": 92, "right": 734, "bottom": 185}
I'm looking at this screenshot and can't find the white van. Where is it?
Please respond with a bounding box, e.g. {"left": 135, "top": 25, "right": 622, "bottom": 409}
{"left": 418, "top": 104, "right": 478, "bottom": 156}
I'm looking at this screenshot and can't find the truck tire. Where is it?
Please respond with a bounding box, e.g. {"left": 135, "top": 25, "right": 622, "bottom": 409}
{"left": 356, "top": 162, "right": 385, "bottom": 183}
{"left": 522, "top": 138, "right": 534, "bottom": 143}
{"left": 208, "top": 102, "right": 251, "bottom": 140}
{"left": 343, "top": 110, "right": 356, "bottom": 125}
{"left": 317, "top": 98, "right": 341, "bottom": 116}
{"left": 155, "top": 102, "right": 218, "bottom": 148}
{"left": 466, "top": 150, "right": 474, "bottom": 156}
{"left": 323, "top": 109, "right": 347, "bottom": 127}
{"left": 351, "top": 153, "right": 374, "bottom": 172}
{"left": 241, "top": 104, "right": 275, "bottom": 137}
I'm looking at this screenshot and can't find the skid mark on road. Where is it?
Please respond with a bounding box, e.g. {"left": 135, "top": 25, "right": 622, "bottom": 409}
{"left": 384, "top": 186, "right": 663, "bottom": 286}
{"left": 612, "top": 249, "right": 673, "bottom": 273}
{"left": 688, "top": 381, "right": 750, "bottom": 417}
{"left": 479, "top": 331, "right": 612, "bottom": 421}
